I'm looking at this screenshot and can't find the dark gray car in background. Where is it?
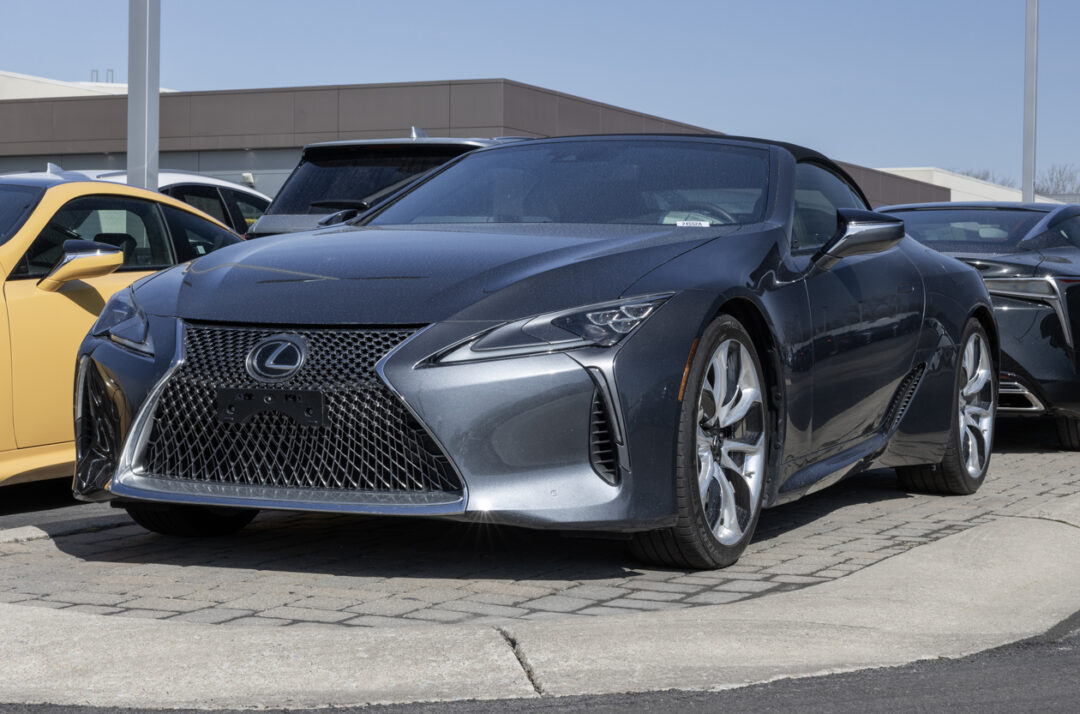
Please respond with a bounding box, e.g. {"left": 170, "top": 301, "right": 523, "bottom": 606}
{"left": 881, "top": 202, "right": 1080, "bottom": 448}
{"left": 74, "top": 135, "right": 997, "bottom": 569}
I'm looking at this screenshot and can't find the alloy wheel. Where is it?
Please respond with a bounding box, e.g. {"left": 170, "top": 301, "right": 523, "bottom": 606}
{"left": 958, "top": 331, "right": 994, "bottom": 479}
{"left": 696, "top": 338, "right": 766, "bottom": 546}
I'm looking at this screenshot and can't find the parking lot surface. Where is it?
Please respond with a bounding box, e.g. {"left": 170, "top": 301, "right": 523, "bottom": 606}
{"left": 0, "top": 421, "right": 1074, "bottom": 629}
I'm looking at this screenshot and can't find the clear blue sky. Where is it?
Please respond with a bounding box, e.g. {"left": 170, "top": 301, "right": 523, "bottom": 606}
{"left": 4, "top": 0, "right": 1078, "bottom": 182}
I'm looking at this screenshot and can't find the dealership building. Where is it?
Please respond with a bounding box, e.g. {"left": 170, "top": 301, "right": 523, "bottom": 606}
{"left": 0, "top": 72, "right": 947, "bottom": 206}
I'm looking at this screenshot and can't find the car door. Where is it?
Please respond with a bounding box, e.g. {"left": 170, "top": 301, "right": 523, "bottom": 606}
{"left": 3, "top": 194, "right": 174, "bottom": 449}
{"left": 793, "top": 163, "right": 924, "bottom": 454}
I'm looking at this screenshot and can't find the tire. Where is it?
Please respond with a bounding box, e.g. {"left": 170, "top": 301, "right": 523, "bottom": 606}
{"left": 1056, "top": 417, "right": 1080, "bottom": 450}
{"left": 632, "top": 314, "right": 771, "bottom": 569}
{"left": 897, "top": 318, "right": 996, "bottom": 495}
{"left": 123, "top": 502, "right": 258, "bottom": 536}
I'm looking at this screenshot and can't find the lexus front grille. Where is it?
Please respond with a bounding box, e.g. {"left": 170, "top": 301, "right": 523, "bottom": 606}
{"left": 141, "top": 324, "right": 462, "bottom": 495}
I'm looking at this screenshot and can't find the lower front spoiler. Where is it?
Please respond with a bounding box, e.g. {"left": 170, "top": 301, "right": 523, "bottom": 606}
{"left": 107, "top": 470, "right": 674, "bottom": 532}
{"left": 107, "top": 472, "right": 466, "bottom": 516}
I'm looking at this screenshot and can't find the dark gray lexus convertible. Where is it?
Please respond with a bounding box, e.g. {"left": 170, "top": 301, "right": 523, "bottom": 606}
{"left": 73, "top": 135, "right": 997, "bottom": 568}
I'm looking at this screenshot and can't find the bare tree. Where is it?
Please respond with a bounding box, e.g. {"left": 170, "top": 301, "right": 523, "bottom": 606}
{"left": 953, "top": 168, "right": 1017, "bottom": 188}
{"left": 1035, "top": 164, "right": 1080, "bottom": 196}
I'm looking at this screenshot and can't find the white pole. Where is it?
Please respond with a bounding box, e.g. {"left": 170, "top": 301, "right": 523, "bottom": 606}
{"left": 1022, "top": 0, "right": 1038, "bottom": 202}
{"left": 127, "top": 0, "right": 160, "bottom": 190}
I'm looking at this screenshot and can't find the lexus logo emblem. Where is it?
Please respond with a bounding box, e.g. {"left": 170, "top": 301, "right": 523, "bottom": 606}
{"left": 246, "top": 334, "right": 308, "bottom": 382}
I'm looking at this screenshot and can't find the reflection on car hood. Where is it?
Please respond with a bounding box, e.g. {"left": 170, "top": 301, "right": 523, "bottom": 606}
{"left": 951, "top": 249, "right": 1080, "bottom": 279}
{"left": 167, "top": 223, "right": 736, "bottom": 324}
{"left": 245, "top": 214, "right": 329, "bottom": 238}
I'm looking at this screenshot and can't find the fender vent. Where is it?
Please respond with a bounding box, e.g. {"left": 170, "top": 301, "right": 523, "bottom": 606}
{"left": 884, "top": 363, "right": 926, "bottom": 432}
{"left": 589, "top": 390, "right": 619, "bottom": 485}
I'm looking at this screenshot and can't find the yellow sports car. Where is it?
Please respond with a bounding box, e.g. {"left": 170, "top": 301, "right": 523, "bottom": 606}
{"left": 0, "top": 171, "right": 239, "bottom": 486}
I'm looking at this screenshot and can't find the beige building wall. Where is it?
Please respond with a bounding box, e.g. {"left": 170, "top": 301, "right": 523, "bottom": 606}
{"left": 879, "top": 167, "right": 1061, "bottom": 204}
{"left": 0, "top": 70, "right": 131, "bottom": 100}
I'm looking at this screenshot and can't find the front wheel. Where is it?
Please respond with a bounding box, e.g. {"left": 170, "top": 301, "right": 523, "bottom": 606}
{"left": 632, "top": 314, "right": 770, "bottom": 569}
{"left": 897, "top": 318, "right": 996, "bottom": 494}
{"left": 124, "top": 502, "right": 258, "bottom": 536}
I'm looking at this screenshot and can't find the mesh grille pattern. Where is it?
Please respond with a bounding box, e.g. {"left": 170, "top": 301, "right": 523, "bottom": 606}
{"left": 142, "top": 324, "right": 462, "bottom": 494}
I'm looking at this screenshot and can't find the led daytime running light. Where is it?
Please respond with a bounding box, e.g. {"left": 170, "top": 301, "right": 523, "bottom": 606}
{"left": 585, "top": 303, "right": 658, "bottom": 334}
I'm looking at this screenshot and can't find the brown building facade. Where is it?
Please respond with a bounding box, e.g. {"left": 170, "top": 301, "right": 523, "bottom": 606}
{"left": 0, "top": 77, "right": 946, "bottom": 204}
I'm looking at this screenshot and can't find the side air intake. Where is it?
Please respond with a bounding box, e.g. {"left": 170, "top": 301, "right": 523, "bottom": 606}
{"left": 884, "top": 363, "right": 926, "bottom": 432}
{"left": 589, "top": 390, "right": 619, "bottom": 485}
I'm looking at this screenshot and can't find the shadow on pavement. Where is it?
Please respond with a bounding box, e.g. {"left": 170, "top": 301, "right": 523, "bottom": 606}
{"left": 35, "top": 416, "right": 1062, "bottom": 581}
{"left": 993, "top": 416, "right": 1063, "bottom": 453}
{"left": 754, "top": 468, "right": 907, "bottom": 543}
{"left": 51, "top": 472, "right": 909, "bottom": 582}
{"left": 52, "top": 509, "right": 644, "bottom": 582}
{"left": 0, "top": 478, "right": 79, "bottom": 517}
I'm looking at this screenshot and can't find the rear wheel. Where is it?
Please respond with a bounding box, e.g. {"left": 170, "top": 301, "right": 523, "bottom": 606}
{"left": 1056, "top": 417, "right": 1080, "bottom": 450}
{"left": 124, "top": 502, "right": 258, "bottom": 536}
{"left": 632, "top": 315, "right": 770, "bottom": 569}
{"left": 897, "top": 319, "right": 996, "bottom": 494}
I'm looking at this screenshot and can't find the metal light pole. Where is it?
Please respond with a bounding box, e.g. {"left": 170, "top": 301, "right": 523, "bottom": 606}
{"left": 1022, "top": 0, "right": 1038, "bottom": 202}
{"left": 127, "top": 0, "right": 160, "bottom": 190}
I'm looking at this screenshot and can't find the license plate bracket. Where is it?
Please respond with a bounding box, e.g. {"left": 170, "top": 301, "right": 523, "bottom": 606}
{"left": 215, "top": 387, "right": 326, "bottom": 427}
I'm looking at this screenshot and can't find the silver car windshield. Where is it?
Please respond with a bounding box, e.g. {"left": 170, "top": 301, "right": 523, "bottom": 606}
{"left": 368, "top": 140, "right": 770, "bottom": 227}
{"left": 897, "top": 208, "right": 1047, "bottom": 254}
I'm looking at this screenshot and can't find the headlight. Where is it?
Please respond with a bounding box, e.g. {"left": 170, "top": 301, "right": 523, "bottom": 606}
{"left": 90, "top": 288, "right": 154, "bottom": 355}
{"left": 982, "top": 277, "right": 1056, "bottom": 300}
{"left": 434, "top": 294, "right": 671, "bottom": 364}
{"left": 983, "top": 276, "right": 1076, "bottom": 348}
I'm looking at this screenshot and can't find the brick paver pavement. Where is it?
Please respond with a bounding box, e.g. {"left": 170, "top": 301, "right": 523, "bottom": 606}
{"left": 1, "top": 420, "right": 1076, "bottom": 627}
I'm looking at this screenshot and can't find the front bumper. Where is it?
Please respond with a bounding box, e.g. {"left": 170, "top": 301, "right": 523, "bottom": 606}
{"left": 75, "top": 317, "right": 682, "bottom": 531}
{"left": 993, "top": 296, "right": 1080, "bottom": 418}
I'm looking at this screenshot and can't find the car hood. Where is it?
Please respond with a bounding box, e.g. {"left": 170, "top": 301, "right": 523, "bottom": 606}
{"left": 950, "top": 249, "right": 1080, "bottom": 279}
{"left": 150, "top": 223, "right": 736, "bottom": 325}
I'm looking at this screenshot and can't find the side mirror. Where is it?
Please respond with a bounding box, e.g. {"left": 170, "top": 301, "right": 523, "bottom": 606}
{"left": 811, "top": 208, "right": 905, "bottom": 271}
{"left": 38, "top": 239, "right": 123, "bottom": 292}
{"left": 316, "top": 208, "right": 360, "bottom": 226}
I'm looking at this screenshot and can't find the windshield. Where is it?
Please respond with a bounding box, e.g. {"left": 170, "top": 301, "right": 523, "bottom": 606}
{"left": 368, "top": 139, "right": 770, "bottom": 227}
{"left": 0, "top": 185, "right": 45, "bottom": 244}
{"left": 893, "top": 208, "right": 1046, "bottom": 254}
{"left": 268, "top": 145, "right": 474, "bottom": 215}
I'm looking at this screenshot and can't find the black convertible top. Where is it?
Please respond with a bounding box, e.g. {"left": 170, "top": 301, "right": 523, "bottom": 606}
{"left": 478, "top": 133, "right": 868, "bottom": 207}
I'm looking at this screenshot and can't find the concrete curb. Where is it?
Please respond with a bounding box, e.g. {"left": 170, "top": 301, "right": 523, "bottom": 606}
{"left": 1, "top": 493, "right": 1078, "bottom": 709}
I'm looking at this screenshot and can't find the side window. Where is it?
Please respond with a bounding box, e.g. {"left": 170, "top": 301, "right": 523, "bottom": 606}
{"left": 167, "top": 184, "right": 230, "bottom": 226}
{"left": 792, "top": 163, "right": 867, "bottom": 251}
{"left": 162, "top": 205, "right": 240, "bottom": 262}
{"left": 11, "top": 195, "right": 173, "bottom": 279}
{"left": 221, "top": 188, "right": 269, "bottom": 232}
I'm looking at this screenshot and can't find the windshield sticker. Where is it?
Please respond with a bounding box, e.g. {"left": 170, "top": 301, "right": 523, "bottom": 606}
{"left": 676, "top": 220, "right": 711, "bottom": 228}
